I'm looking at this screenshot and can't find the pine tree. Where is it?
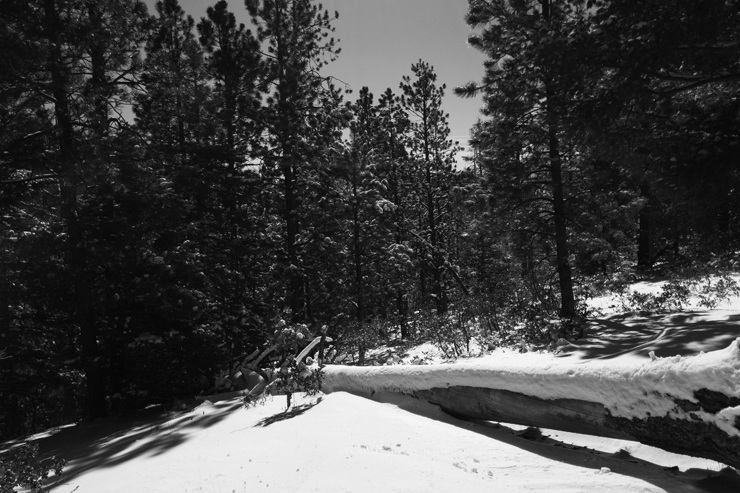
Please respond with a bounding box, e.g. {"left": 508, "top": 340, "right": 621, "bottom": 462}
{"left": 197, "top": 0, "right": 263, "bottom": 170}
{"left": 401, "top": 60, "right": 459, "bottom": 314}
{"left": 573, "top": 0, "right": 740, "bottom": 264}
{"left": 328, "top": 87, "right": 401, "bottom": 351}
{"left": 245, "top": 0, "right": 344, "bottom": 322}
{"left": 136, "top": 0, "right": 209, "bottom": 163}
{"left": 193, "top": 1, "right": 273, "bottom": 353}
{"left": 457, "top": 0, "right": 591, "bottom": 318}
{"left": 375, "top": 88, "right": 413, "bottom": 338}
{"left": 0, "top": 0, "right": 150, "bottom": 421}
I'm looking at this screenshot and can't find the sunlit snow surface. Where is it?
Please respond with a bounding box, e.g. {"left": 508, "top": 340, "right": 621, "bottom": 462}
{"left": 39, "top": 392, "right": 735, "bottom": 493}
{"left": 14, "top": 278, "right": 740, "bottom": 493}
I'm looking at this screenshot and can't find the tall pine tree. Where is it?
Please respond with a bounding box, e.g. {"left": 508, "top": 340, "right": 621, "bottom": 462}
{"left": 245, "top": 0, "right": 344, "bottom": 322}
{"left": 457, "top": 0, "right": 591, "bottom": 318}
{"left": 401, "top": 60, "right": 459, "bottom": 314}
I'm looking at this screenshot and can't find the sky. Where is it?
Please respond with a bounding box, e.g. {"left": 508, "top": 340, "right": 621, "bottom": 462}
{"left": 144, "top": 0, "right": 488, "bottom": 154}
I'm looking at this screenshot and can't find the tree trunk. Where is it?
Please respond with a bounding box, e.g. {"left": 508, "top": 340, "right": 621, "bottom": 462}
{"left": 390, "top": 152, "right": 409, "bottom": 339}
{"left": 322, "top": 345, "right": 740, "bottom": 471}
{"left": 87, "top": 1, "right": 108, "bottom": 143}
{"left": 352, "top": 167, "right": 364, "bottom": 325}
{"left": 545, "top": 85, "right": 575, "bottom": 319}
{"left": 45, "top": 0, "right": 107, "bottom": 420}
{"left": 426, "top": 165, "right": 446, "bottom": 314}
{"left": 397, "top": 291, "right": 409, "bottom": 339}
{"left": 283, "top": 159, "right": 304, "bottom": 320}
{"left": 273, "top": 4, "right": 305, "bottom": 323}
{"left": 65, "top": 201, "right": 108, "bottom": 420}
{"left": 415, "top": 386, "right": 740, "bottom": 471}
{"left": 0, "top": 264, "right": 10, "bottom": 340}
{"left": 637, "top": 181, "right": 652, "bottom": 269}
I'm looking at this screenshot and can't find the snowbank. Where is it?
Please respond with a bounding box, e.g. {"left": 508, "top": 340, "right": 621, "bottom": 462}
{"left": 42, "top": 392, "right": 731, "bottom": 493}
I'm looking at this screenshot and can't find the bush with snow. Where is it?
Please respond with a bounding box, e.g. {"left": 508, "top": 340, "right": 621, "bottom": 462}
{"left": 0, "top": 442, "right": 64, "bottom": 493}
{"left": 617, "top": 274, "right": 740, "bottom": 313}
{"left": 240, "top": 324, "right": 329, "bottom": 409}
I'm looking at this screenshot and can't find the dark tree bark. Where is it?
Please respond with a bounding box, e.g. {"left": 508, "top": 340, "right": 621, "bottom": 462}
{"left": 416, "top": 386, "right": 740, "bottom": 471}
{"left": 539, "top": 0, "right": 576, "bottom": 319}
{"left": 545, "top": 85, "right": 576, "bottom": 319}
{"left": 637, "top": 181, "right": 652, "bottom": 269}
{"left": 352, "top": 172, "right": 365, "bottom": 325}
{"left": 282, "top": 158, "right": 305, "bottom": 320}
{"left": 400, "top": 62, "right": 455, "bottom": 315}
{"left": 44, "top": 0, "right": 107, "bottom": 420}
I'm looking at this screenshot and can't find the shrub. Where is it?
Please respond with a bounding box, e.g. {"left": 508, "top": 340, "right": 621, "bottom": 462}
{"left": 694, "top": 274, "right": 740, "bottom": 309}
{"left": 411, "top": 310, "right": 471, "bottom": 359}
{"left": 241, "top": 323, "right": 326, "bottom": 409}
{"left": 618, "top": 278, "right": 692, "bottom": 313}
{"left": 0, "top": 442, "right": 65, "bottom": 493}
{"left": 618, "top": 274, "right": 740, "bottom": 313}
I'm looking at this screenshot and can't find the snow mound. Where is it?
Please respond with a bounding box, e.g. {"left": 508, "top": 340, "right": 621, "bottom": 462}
{"left": 43, "top": 392, "right": 728, "bottom": 493}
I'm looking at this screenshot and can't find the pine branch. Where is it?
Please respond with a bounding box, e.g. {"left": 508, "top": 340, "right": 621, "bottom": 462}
{"left": 1, "top": 174, "right": 58, "bottom": 185}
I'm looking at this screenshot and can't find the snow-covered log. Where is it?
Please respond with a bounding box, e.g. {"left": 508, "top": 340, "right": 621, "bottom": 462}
{"left": 322, "top": 338, "right": 740, "bottom": 469}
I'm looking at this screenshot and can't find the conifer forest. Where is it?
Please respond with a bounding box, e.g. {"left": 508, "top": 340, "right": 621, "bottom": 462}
{"left": 1, "top": 0, "right": 739, "bottom": 442}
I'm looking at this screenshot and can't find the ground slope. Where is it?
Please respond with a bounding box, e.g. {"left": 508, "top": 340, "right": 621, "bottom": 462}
{"left": 10, "top": 300, "right": 740, "bottom": 492}
{"left": 34, "top": 391, "right": 737, "bottom": 493}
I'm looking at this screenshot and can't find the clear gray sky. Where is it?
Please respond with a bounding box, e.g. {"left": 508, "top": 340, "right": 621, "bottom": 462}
{"left": 144, "top": 0, "right": 486, "bottom": 152}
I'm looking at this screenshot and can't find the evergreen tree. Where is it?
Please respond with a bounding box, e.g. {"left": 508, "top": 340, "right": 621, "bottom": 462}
{"left": 194, "top": 0, "right": 272, "bottom": 354}
{"left": 401, "top": 60, "right": 460, "bottom": 314}
{"left": 0, "top": 0, "right": 150, "bottom": 422}
{"left": 136, "top": 0, "right": 209, "bottom": 163}
{"left": 245, "top": 0, "right": 344, "bottom": 322}
{"left": 129, "top": 0, "right": 274, "bottom": 403}
{"left": 573, "top": 0, "right": 740, "bottom": 264}
{"left": 197, "top": 0, "right": 263, "bottom": 169}
{"left": 329, "top": 87, "right": 399, "bottom": 354}
{"left": 457, "top": 0, "right": 592, "bottom": 318}
{"left": 375, "top": 88, "right": 413, "bottom": 338}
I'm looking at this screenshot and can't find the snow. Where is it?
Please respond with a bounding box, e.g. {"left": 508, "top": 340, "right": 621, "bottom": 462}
{"left": 9, "top": 278, "right": 740, "bottom": 493}
{"left": 589, "top": 274, "right": 740, "bottom": 315}
{"left": 715, "top": 406, "right": 740, "bottom": 437}
{"left": 324, "top": 338, "right": 740, "bottom": 433}
{"left": 30, "top": 391, "right": 736, "bottom": 493}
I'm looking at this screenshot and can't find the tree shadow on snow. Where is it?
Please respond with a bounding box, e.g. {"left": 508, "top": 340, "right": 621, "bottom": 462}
{"left": 36, "top": 397, "right": 242, "bottom": 490}
{"left": 256, "top": 396, "right": 322, "bottom": 427}
{"left": 557, "top": 311, "right": 740, "bottom": 361}
{"left": 365, "top": 391, "right": 739, "bottom": 493}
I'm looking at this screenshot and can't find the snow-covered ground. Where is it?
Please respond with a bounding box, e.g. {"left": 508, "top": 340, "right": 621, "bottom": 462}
{"left": 588, "top": 273, "right": 740, "bottom": 315}
{"left": 32, "top": 389, "right": 739, "bottom": 493}
{"left": 9, "top": 277, "right": 740, "bottom": 493}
